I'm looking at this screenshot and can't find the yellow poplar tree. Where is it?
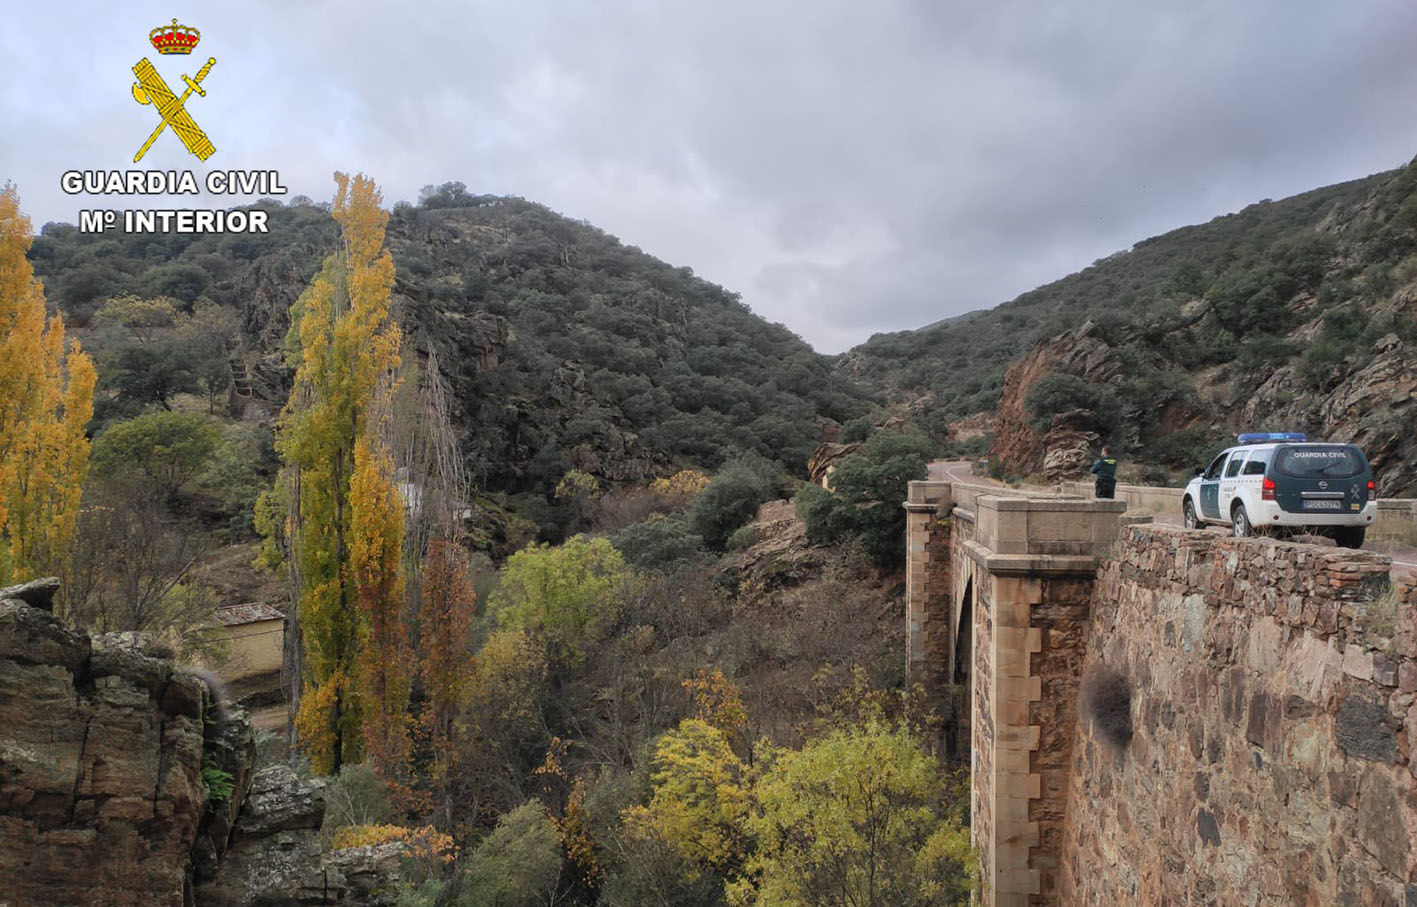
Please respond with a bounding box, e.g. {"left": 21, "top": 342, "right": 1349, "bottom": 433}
{"left": 0, "top": 185, "right": 96, "bottom": 585}
{"left": 351, "top": 435, "right": 413, "bottom": 789}
{"left": 272, "top": 172, "right": 406, "bottom": 774}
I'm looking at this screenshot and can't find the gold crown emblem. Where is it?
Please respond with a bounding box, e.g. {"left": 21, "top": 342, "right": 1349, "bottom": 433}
{"left": 149, "top": 19, "right": 200, "bottom": 55}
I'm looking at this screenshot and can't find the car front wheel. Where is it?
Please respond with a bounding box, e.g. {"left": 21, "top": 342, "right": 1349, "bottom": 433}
{"left": 1183, "top": 499, "right": 1199, "bottom": 530}
{"left": 1232, "top": 504, "right": 1252, "bottom": 538}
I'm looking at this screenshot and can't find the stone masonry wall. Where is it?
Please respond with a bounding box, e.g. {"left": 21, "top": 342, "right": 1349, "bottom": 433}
{"left": 973, "top": 555, "right": 996, "bottom": 902}
{"left": 1059, "top": 525, "right": 1417, "bottom": 905}
{"left": 906, "top": 494, "right": 953, "bottom": 694}
{"left": 1026, "top": 577, "right": 1093, "bottom": 904}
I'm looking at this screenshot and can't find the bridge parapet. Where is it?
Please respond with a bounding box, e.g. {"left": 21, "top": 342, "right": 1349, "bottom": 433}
{"left": 904, "top": 481, "right": 1134, "bottom": 906}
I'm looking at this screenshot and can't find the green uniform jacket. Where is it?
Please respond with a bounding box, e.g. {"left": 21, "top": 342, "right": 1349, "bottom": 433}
{"left": 1090, "top": 457, "right": 1117, "bottom": 479}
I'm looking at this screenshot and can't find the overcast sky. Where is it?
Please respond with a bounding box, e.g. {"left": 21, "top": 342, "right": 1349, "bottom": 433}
{"left": 4, "top": 1, "right": 1416, "bottom": 352}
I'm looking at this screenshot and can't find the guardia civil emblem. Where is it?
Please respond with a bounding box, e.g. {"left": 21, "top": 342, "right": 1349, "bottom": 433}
{"left": 131, "top": 19, "right": 216, "bottom": 162}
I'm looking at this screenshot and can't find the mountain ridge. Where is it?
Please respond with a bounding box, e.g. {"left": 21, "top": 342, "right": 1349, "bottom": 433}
{"left": 837, "top": 156, "right": 1417, "bottom": 490}
{"left": 29, "top": 186, "right": 870, "bottom": 539}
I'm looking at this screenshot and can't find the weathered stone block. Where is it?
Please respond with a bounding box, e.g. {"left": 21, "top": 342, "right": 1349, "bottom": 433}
{"left": 1398, "top": 660, "right": 1417, "bottom": 694}
{"left": 1357, "top": 771, "right": 1409, "bottom": 878}
{"left": 1335, "top": 692, "right": 1399, "bottom": 763}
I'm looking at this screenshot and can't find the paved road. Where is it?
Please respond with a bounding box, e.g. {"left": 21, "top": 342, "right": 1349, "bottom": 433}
{"left": 927, "top": 459, "right": 1417, "bottom": 580}
{"left": 928, "top": 459, "right": 1001, "bottom": 485}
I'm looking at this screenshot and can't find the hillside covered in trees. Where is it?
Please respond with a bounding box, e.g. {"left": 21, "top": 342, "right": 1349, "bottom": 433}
{"left": 29, "top": 183, "right": 868, "bottom": 541}
{"left": 4, "top": 173, "right": 975, "bottom": 905}
{"left": 840, "top": 156, "right": 1417, "bottom": 489}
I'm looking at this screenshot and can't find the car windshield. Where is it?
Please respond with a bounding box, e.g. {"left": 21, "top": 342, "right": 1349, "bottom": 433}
{"left": 1273, "top": 446, "right": 1366, "bottom": 478}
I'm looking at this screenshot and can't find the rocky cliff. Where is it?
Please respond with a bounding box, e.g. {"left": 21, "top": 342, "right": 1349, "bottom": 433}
{"left": 0, "top": 578, "right": 212, "bottom": 905}
{"left": 0, "top": 580, "right": 399, "bottom": 907}
{"left": 990, "top": 320, "right": 1142, "bottom": 476}
{"left": 196, "top": 765, "right": 404, "bottom": 907}
{"left": 990, "top": 285, "right": 1417, "bottom": 493}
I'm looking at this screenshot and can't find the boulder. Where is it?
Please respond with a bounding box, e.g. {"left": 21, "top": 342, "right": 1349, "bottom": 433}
{"left": 196, "top": 765, "right": 402, "bottom": 907}
{"left": 0, "top": 575, "right": 62, "bottom": 611}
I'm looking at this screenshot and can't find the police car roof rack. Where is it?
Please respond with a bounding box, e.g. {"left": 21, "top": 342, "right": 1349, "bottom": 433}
{"left": 1236, "top": 432, "right": 1307, "bottom": 444}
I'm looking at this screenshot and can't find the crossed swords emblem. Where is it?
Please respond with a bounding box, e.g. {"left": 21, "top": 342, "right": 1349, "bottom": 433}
{"left": 131, "top": 56, "right": 216, "bottom": 162}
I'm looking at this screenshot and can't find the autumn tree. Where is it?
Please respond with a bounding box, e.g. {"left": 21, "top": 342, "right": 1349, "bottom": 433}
{"left": 264, "top": 173, "right": 406, "bottom": 773}
{"left": 417, "top": 538, "right": 475, "bottom": 820}
{"left": 490, "top": 535, "right": 631, "bottom": 666}
{"left": 384, "top": 339, "right": 481, "bottom": 819}
{"left": 350, "top": 435, "right": 412, "bottom": 789}
{"left": 450, "top": 628, "right": 550, "bottom": 822}
{"left": 0, "top": 185, "right": 96, "bottom": 584}
{"left": 624, "top": 718, "right": 750, "bottom": 878}
{"left": 727, "top": 719, "right": 975, "bottom": 907}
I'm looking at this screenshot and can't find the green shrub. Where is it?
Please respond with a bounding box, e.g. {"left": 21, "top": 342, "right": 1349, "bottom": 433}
{"left": 200, "top": 757, "right": 235, "bottom": 802}
{"left": 794, "top": 483, "right": 852, "bottom": 547}
{"left": 91, "top": 411, "right": 222, "bottom": 503}
{"left": 795, "top": 432, "right": 933, "bottom": 566}
{"left": 1024, "top": 373, "right": 1119, "bottom": 436}
{"left": 726, "top": 524, "right": 758, "bottom": 551}
{"left": 1149, "top": 425, "right": 1217, "bottom": 471}
{"left": 320, "top": 762, "right": 393, "bottom": 845}
{"left": 458, "top": 802, "right": 564, "bottom": 907}
{"left": 838, "top": 416, "right": 875, "bottom": 444}
{"left": 731, "top": 719, "right": 976, "bottom": 905}
{"left": 490, "top": 535, "right": 631, "bottom": 663}
{"left": 192, "top": 423, "right": 277, "bottom": 537}
{"left": 689, "top": 462, "right": 774, "bottom": 551}
{"left": 610, "top": 514, "right": 704, "bottom": 569}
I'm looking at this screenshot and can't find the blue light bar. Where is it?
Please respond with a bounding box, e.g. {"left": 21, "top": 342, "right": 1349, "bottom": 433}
{"left": 1236, "top": 432, "right": 1307, "bottom": 444}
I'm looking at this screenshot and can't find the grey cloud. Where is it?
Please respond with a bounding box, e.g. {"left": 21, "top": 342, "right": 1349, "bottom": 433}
{"left": 3, "top": 0, "right": 1416, "bottom": 352}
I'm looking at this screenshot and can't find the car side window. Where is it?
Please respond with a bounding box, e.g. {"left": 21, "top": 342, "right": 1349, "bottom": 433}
{"left": 1224, "top": 454, "right": 1245, "bottom": 478}
{"left": 1204, "top": 453, "right": 1229, "bottom": 480}
{"left": 1242, "top": 451, "right": 1268, "bottom": 476}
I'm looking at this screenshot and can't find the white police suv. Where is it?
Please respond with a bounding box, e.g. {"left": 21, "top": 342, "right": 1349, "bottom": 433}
{"left": 1181, "top": 433, "right": 1376, "bottom": 548}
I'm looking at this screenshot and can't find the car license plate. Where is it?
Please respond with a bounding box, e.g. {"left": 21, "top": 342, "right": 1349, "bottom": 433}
{"left": 1304, "top": 500, "right": 1341, "bottom": 510}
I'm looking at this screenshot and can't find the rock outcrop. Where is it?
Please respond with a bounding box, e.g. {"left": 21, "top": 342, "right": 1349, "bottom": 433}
{"left": 1041, "top": 410, "right": 1102, "bottom": 483}
{"left": 990, "top": 321, "right": 1122, "bottom": 476}
{"left": 0, "top": 583, "right": 402, "bottom": 907}
{"left": 946, "top": 412, "right": 994, "bottom": 442}
{"left": 807, "top": 441, "right": 862, "bottom": 487}
{"left": 991, "top": 292, "right": 1417, "bottom": 492}
{"left": 196, "top": 765, "right": 401, "bottom": 907}
{"left": 0, "top": 586, "right": 209, "bottom": 906}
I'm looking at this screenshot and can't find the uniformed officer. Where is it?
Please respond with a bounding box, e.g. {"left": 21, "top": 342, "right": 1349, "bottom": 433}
{"left": 1090, "top": 445, "right": 1118, "bottom": 499}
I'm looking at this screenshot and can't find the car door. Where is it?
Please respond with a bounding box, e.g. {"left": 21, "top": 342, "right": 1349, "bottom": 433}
{"left": 1219, "top": 450, "right": 1247, "bottom": 516}
{"left": 1199, "top": 451, "right": 1230, "bottom": 521}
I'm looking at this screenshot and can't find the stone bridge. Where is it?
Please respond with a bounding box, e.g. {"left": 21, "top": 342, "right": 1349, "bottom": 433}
{"left": 904, "top": 479, "right": 1417, "bottom": 905}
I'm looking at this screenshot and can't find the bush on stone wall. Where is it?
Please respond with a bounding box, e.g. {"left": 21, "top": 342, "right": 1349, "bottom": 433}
{"left": 1081, "top": 665, "right": 1133, "bottom": 749}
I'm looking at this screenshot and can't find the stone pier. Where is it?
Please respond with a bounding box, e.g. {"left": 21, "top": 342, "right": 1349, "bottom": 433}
{"left": 905, "top": 480, "right": 1128, "bottom": 905}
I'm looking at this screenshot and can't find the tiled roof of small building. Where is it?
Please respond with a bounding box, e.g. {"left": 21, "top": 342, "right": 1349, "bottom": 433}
{"left": 216, "top": 602, "right": 285, "bottom": 626}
